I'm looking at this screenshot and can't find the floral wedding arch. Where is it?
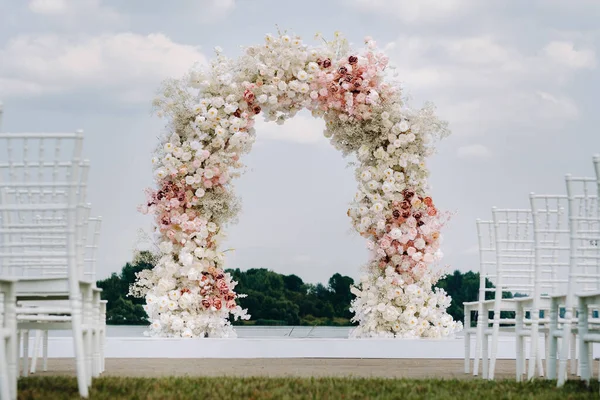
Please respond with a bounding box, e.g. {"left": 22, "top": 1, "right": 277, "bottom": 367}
{"left": 131, "top": 32, "right": 462, "bottom": 339}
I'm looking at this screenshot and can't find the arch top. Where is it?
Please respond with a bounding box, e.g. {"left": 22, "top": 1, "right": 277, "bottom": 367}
{"left": 132, "top": 31, "right": 461, "bottom": 339}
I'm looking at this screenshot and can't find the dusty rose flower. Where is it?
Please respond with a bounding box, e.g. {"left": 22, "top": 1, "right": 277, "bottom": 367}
{"left": 243, "top": 89, "right": 255, "bottom": 102}
{"left": 201, "top": 299, "right": 212, "bottom": 309}
{"left": 213, "top": 298, "right": 222, "bottom": 310}
{"left": 226, "top": 300, "right": 236, "bottom": 309}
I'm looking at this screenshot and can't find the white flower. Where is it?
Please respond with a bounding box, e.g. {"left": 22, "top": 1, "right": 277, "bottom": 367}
{"left": 366, "top": 180, "right": 379, "bottom": 190}
{"left": 195, "top": 188, "right": 206, "bottom": 198}
{"left": 159, "top": 241, "right": 173, "bottom": 254}
{"left": 182, "top": 328, "right": 193, "bottom": 338}
{"left": 296, "top": 70, "right": 308, "bottom": 81}
{"left": 207, "top": 108, "right": 219, "bottom": 119}
{"left": 151, "top": 320, "right": 161, "bottom": 331}
{"left": 371, "top": 203, "right": 384, "bottom": 213}
{"left": 171, "top": 317, "right": 184, "bottom": 331}
{"left": 154, "top": 168, "right": 167, "bottom": 180}
{"left": 360, "top": 170, "right": 372, "bottom": 181}
{"left": 398, "top": 120, "right": 410, "bottom": 132}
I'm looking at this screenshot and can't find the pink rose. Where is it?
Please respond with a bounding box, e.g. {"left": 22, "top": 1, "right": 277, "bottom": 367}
{"left": 226, "top": 300, "right": 236, "bottom": 309}
{"left": 201, "top": 299, "right": 212, "bottom": 309}
{"left": 379, "top": 236, "right": 392, "bottom": 249}
{"left": 213, "top": 298, "right": 222, "bottom": 310}
{"left": 216, "top": 280, "right": 229, "bottom": 293}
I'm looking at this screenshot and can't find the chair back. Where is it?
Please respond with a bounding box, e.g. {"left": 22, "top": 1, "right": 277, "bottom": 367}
{"left": 491, "top": 207, "right": 535, "bottom": 298}
{"left": 475, "top": 219, "right": 496, "bottom": 302}
{"left": 0, "top": 132, "right": 86, "bottom": 293}
{"left": 529, "top": 194, "right": 570, "bottom": 298}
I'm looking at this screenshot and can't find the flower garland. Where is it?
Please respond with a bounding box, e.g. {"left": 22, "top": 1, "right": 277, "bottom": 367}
{"left": 130, "top": 31, "right": 462, "bottom": 338}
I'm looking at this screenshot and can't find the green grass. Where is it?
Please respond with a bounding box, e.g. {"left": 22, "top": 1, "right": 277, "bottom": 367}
{"left": 18, "top": 376, "right": 599, "bottom": 400}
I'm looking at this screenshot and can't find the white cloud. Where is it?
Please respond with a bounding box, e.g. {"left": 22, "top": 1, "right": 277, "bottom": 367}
{"left": 456, "top": 144, "right": 491, "bottom": 159}
{"left": 27, "top": 0, "right": 122, "bottom": 26}
{"left": 0, "top": 33, "right": 206, "bottom": 102}
{"left": 543, "top": 41, "right": 596, "bottom": 69}
{"left": 387, "top": 34, "right": 591, "bottom": 136}
{"left": 28, "top": 0, "right": 67, "bottom": 14}
{"left": 351, "top": 0, "right": 469, "bottom": 23}
{"left": 254, "top": 114, "right": 328, "bottom": 145}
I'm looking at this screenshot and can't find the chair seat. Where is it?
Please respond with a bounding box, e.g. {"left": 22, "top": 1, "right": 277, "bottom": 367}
{"left": 0, "top": 276, "right": 96, "bottom": 300}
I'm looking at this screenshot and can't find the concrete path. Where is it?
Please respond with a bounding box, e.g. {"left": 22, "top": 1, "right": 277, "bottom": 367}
{"left": 29, "top": 359, "right": 580, "bottom": 380}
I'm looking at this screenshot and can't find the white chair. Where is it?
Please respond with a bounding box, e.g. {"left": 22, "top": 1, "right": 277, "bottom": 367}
{"left": 487, "top": 208, "right": 540, "bottom": 380}
{"left": 28, "top": 215, "right": 104, "bottom": 376}
{"left": 576, "top": 290, "right": 600, "bottom": 390}
{"left": 463, "top": 219, "right": 496, "bottom": 376}
{"left": 0, "top": 278, "right": 17, "bottom": 400}
{"left": 0, "top": 132, "right": 91, "bottom": 398}
{"left": 554, "top": 162, "right": 600, "bottom": 386}
{"left": 520, "top": 194, "right": 570, "bottom": 380}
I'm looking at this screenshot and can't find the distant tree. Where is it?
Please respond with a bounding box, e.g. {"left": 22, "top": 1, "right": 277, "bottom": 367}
{"left": 96, "top": 251, "right": 155, "bottom": 325}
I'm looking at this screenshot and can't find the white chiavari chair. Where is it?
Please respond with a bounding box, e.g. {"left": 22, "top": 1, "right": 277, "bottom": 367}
{"left": 487, "top": 208, "right": 539, "bottom": 380}
{"left": 520, "top": 194, "right": 570, "bottom": 381}
{"left": 463, "top": 219, "right": 496, "bottom": 376}
{"left": 0, "top": 278, "right": 16, "bottom": 400}
{"left": 28, "top": 215, "right": 104, "bottom": 376}
{"left": 0, "top": 132, "right": 91, "bottom": 398}
{"left": 560, "top": 160, "right": 600, "bottom": 387}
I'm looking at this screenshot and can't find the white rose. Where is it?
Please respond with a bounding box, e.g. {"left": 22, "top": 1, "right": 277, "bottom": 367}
{"left": 171, "top": 317, "right": 184, "bottom": 331}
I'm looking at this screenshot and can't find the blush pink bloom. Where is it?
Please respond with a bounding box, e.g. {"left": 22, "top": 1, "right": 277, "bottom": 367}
{"left": 226, "top": 300, "right": 236, "bottom": 309}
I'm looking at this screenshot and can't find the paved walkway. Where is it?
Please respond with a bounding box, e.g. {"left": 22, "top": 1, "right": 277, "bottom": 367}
{"left": 30, "top": 359, "right": 584, "bottom": 380}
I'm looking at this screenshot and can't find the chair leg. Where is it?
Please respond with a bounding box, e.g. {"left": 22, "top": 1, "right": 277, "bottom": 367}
{"left": 16, "top": 331, "right": 21, "bottom": 378}
{"left": 0, "top": 336, "right": 10, "bottom": 400}
{"left": 71, "top": 297, "right": 89, "bottom": 398}
{"left": 4, "top": 288, "right": 17, "bottom": 400}
{"left": 464, "top": 329, "right": 471, "bottom": 374}
{"left": 22, "top": 330, "right": 29, "bottom": 378}
{"left": 570, "top": 331, "right": 577, "bottom": 376}
{"left": 537, "top": 336, "right": 544, "bottom": 377}
{"left": 482, "top": 319, "right": 489, "bottom": 379}
{"left": 42, "top": 330, "right": 48, "bottom": 372}
{"left": 30, "top": 330, "right": 41, "bottom": 374}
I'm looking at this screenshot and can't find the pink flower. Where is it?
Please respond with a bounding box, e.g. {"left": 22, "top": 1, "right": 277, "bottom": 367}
{"left": 406, "top": 247, "right": 416, "bottom": 256}
{"left": 199, "top": 150, "right": 210, "bottom": 160}
{"left": 218, "top": 173, "right": 229, "bottom": 185}
{"left": 216, "top": 279, "right": 229, "bottom": 293}
{"left": 201, "top": 298, "right": 212, "bottom": 309}
{"left": 213, "top": 298, "right": 223, "bottom": 310}
{"left": 379, "top": 236, "right": 392, "bottom": 249}
{"left": 204, "top": 179, "right": 213, "bottom": 188}
{"left": 226, "top": 300, "right": 236, "bottom": 309}
{"left": 243, "top": 89, "right": 255, "bottom": 102}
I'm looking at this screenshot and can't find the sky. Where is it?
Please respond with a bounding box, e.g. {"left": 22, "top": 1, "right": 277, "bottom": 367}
{"left": 0, "top": 0, "right": 599, "bottom": 285}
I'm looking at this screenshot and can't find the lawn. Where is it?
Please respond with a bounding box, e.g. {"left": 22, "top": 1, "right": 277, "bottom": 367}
{"left": 18, "top": 376, "right": 599, "bottom": 400}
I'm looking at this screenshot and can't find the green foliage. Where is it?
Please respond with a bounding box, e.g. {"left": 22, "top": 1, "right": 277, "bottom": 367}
{"left": 436, "top": 270, "right": 515, "bottom": 327}
{"left": 96, "top": 251, "right": 155, "bottom": 325}
{"left": 227, "top": 268, "right": 355, "bottom": 326}
{"left": 97, "top": 252, "right": 512, "bottom": 327}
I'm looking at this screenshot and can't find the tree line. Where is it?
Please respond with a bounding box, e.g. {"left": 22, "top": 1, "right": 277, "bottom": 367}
{"left": 97, "top": 251, "right": 508, "bottom": 326}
